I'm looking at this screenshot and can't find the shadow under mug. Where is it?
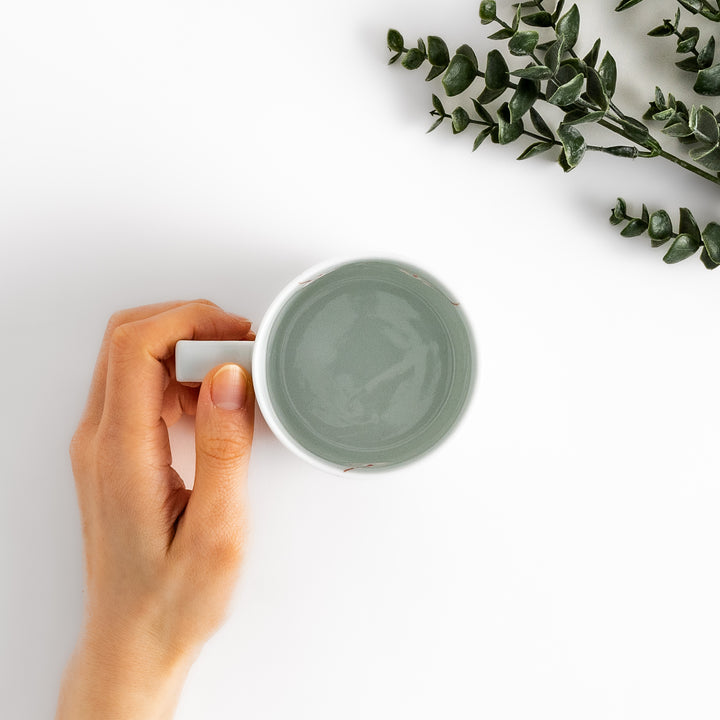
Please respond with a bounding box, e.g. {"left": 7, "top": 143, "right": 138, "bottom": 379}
{"left": 175, "top": 257, "right": 476, "bottom": 475}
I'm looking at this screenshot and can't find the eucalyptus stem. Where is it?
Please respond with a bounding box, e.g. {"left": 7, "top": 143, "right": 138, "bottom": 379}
{"left": 433, "top": 110, "right": 559, "bottom": 145}
{"left": 658, "top": 148, "right": 720, "bottom": 184}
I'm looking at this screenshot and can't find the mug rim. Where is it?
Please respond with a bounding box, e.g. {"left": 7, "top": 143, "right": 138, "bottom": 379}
{"left": 252, "top": 254, "right": 478, "bottom": 476}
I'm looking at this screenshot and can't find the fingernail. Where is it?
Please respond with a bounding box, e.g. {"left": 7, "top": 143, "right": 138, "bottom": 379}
{"left": 211, "top": 364, "right": 247, "bottom": 410}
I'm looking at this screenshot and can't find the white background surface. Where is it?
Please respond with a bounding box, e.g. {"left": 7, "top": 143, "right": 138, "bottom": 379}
{"left": 2, "top": 1, "right": 720, "bottom": 718}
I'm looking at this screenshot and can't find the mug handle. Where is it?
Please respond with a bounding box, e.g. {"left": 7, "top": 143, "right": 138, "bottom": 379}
{"left": 175, "top": 340, "right": 254, "bottom": 382}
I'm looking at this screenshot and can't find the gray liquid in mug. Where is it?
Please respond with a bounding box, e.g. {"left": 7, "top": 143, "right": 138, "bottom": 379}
{"left": 264, "top": 260, "right": 474, "bottom": 469}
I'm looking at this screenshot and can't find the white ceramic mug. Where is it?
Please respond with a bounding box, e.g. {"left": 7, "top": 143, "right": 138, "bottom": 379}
{"left": 176, "top": 257, "right": 476, "bottom": 475}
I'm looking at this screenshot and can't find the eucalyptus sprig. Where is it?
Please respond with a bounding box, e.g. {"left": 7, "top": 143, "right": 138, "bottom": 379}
{"left": 387, "top": 0, "right": 720, "bottom": 269}
{"left": 617, "top": 3, "right": 720, "bottom": 95}
{"left": 616, "top": 0, "right": 720, "bottom": 23}
{"left": 644, "top": 87, "right": 720, "bottom": 170}
{"left": 610, "top": 198, "right": 720, "bottom": 267}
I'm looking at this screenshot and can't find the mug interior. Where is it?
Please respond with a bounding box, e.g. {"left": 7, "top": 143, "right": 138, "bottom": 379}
{"left": 261, "top": 259, "right": 475, "bottom": 472}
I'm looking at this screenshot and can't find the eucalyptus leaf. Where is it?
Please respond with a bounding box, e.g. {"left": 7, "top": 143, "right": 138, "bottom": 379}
{"left": 544, "top": 38, "right": 565, "bottom": 75}
{"left": 522, "top": 11, "right": 553, "bottom": 27}
{"left": 698, "top": 36, "right": 716, "bottom": 70}
{"left": 497, "top": 102, "right": 524, "bottom": 144}
{"left": 693, "top": 145, "right": 720, "bottom": 170}
{"left": 452, "top": 107, "right": 471, "bottom": 133}
{"left": 456, "top": 44, "right": 479, "bottom": 70}
{"left": 663, "top": 233, "right": 701, "bottom": 263}
{"left": 676, "top": 57, "right": 699, "bottom": 72}
{"left": 530, "top": 107, "right": 554, "bottom": 139}
{"left": 653, "top": 108, "right": 675, "bottom": 122}
{"left": 558, "top": 149, "right": 572, "bottom": 172}
{"left": 442, "top": 54, "right": 478, "bottom": 96}
{"left": 679, "top": 207, "right": 701, "bottom": 243}
{"left": 488, "top": 28, "right": 514, "bottom": 40}
{"left": 690, "top": 106, "right": 719, "bottom": 145}
{"left": 476, "top": 85, "right": 507, "bottom": 104}
{"left": 558, "top": 124, "right": 586, "bottom": 167}
{"left": 678, "top": 0, "right": 703, "bottom": 11}
{"left": 517, "top": 141, "right": 555, "bottom": 159}
{"left": 556, "top": 4, "right": 580, "bottom": 51}
{"left": 648, "top": 22, "right": 674, "bottom": 38}
{"left": 425, "top": 65, "right": 445, "bottom": 81}
{"left": 427, "top": 36, "right": 450, "bottom": 67}
{"left": 695, "top": 64, "right": 720, "bottom": 96}
{"left": 613, "top": 197, "right": 627, "bottom": 221}
{"left": 563, "top": 109, "right": 606, "bottom": 125}
{"left": 689, "top": 143, "right": 717, "bottom": 164}
{"left": 548, "top": 73, "right": 584, "bottom": 106}
{"left": 472, "top": 126, "right": 493, "bottom": 150}
{"left": 479, "top": 0, "right": 496, "bottom": 24}
{"left": 621, "top": 219, "right": 648, "bottom": 237}
{"left": 615, "top": 0, "right": 644, "bottom": 10}
{"left": 586, "top": 67, "right": 609, "bottom": 110}
{"left": 703, "top": 222, "right": 720, "bottom": 263}
{"left": 471, "top": 98, "right": 494, "bottom": 124}
{"left": 648, "top": 210, "right": 673, "bottom": 240}
{"left": 598, "top": 52, "right": 618, "bottom": 98}
{"left": 700, "top": 248, "right": 719, "bottom": 269}
{"left": 508, "top": 31, "right": 540, "bottom": 57}
{"left": 561, "top": 58, "right": 586, "bottom": 77}
{"left": 676, "top": 27, "right": 700, "bottom": 55}
{"left": 402, "top": 48, "right": 425, "bottom": 70}
{"left": 511, "top": 4, "right": 522, "bottom": 32}
{"left": 427, "top": 117, "right": 444, "bottom": 133}
{"left": 655, "top": 86, "right": 666, "bottom": 108}
{"left": 663, "top": 121, "right": 694, "bottom": 137}
{"left": 584, "top": 38, "right": 601, "bottom": 68}
{"left": 512, "top": 65, "right": 554, "bottom": 80}
{"left": 485, "top": 49, "right": 510, "bottom": 91}
{"left": 387, "top": 29, "right": 405, "bottom": 53}
{"left": 509, "top": 78, "right": 539, "bottom": 122}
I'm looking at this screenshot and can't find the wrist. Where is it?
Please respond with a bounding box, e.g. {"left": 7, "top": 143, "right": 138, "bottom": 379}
{"left": 56, "top": 621, "right": 197, "bottom": 720}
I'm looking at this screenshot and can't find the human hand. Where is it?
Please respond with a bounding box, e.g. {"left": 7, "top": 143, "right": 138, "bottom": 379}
{"left": 56, "top": 300, "right": 256, "bottom": 720}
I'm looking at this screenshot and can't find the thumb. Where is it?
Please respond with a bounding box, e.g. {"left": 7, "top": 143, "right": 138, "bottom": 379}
{"left": 187, "top": 363, "right": 255, "bottom": 534}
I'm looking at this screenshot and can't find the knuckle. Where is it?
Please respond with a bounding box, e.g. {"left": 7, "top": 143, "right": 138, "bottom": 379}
{"left": 105, "top": 309, "right": 132, "bottom": 334}
{"left": 203, "top": 525, "right": 247, "bottom": 569}
{"left": 108, "top": 321, "right": 139, "bottom": 355}
{"left": 69, "top": 424, "right": 91, "bottom": 467}
{"left": 200, "top": 434, "right": 251, "bottom": 466}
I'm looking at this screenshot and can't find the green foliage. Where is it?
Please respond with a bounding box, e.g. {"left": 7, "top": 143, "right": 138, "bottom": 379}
{"left": 611, "top": 200, "right": 720, "bottom": 267}
{"left": 442, "top": 54, "right": 478, "bottom": 96}
{"left": 480, "top": 0, "right": 497, "bottom": 24}
{"left": 388, "top": 0, "right": 720, "bottom": 270}
{"left": 558, "top": 124, "right": 586, "bottom": 168}
{"left": 427, "top": 36, "right": 450, "bottom": 69}
{"left": 555, "top": 4, "right": 580, "bottom": 51}
{"left": 617, "top": 2, "right": 720, "bottom": 94}
{"left": 616, "top": 0, "right": 720, "bottom": 22}
{"left": 644, "top": 90, "right": 720, "bottom": 170}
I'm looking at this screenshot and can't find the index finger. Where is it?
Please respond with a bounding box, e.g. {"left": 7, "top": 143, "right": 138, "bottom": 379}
{"left": 101, "top": 303, "right": 251, "bottom": 436}
{"left": 82, "top": 299, "right": 219, "bottom": 428}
